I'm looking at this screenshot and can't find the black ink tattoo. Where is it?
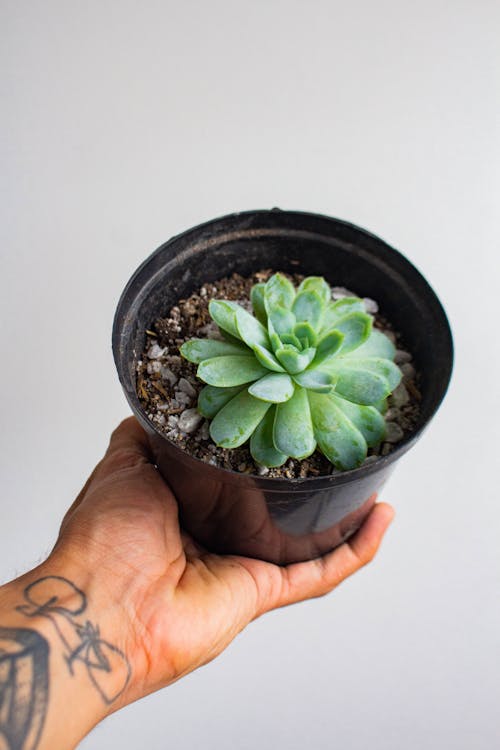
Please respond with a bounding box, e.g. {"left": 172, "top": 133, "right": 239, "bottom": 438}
{"left": 0, "top": 626, "right": 49, "bottom": 750}
{"left": 16, "top": 576, "right": 130, "bottom": 705}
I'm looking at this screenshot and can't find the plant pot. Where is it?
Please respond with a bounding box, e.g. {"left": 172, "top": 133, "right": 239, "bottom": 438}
{"left": 112, "top": 209, "right": 453, "bottom": 564}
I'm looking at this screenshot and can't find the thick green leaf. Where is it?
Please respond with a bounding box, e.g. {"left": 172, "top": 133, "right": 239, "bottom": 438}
{"left": 330, "top": 366, "right": 390, "bottom": 405}
{"left": 373, "top": 398, "right": 389, "bottom": 415}
{"left": 250, "top": 407, "right": 288, "bottom": 467}
{"left": 309, "top": 392, "right": 367, "bottom": 470}
{"left": 345, "top": 329, "right": 396, "bottom": 360}
{"left": 274, "top": 386, "right": 316, "bottom": 459}
{"left": 298, "top": 277, "right": 331, "bottom": 305}
{"left": 335, "top": 357, "right": 402, "bottom": 391}
{"left": 210, "top": 391, "right": 271, "bottom": 448}
{"left": 198, "top": 384, "right": 245, "bottom": 418}
{"left": 253, "top": 344, "right": 285, "bottom": 372}
{"left": 330, "top": 393, "right": 386, "bottom": 448}
{"left": 292, "top": 290, "right": 324, "bottom": 330}
{"left": 267, "top": 318, "right": 282, "bottom": 353}
{"left": 276, "top": 346, "right": 316, "bottom": 374}
{"left": 321, "top": 297, "right": 365, "bottom": 332}
{"left": 234, "top": 306, "right": 270, "bottom": 349}
{"left": 251, "top": 283, "right": 267, "bottom": 325}
{"left": 292, "top": 370, "right": 335, "bottom": 393}
{"left": 180, "top": 338, "right": 247, "bottom": 364}
{"left": 248, "top": 373, "right": 294, "bottom": 402}
{"left": 198, "top": 355, "right": 267, "bottom": 387}
{"left": 264, "top": 273, "right": 296, "bottom": 311}
{"left": 208, "top": 300, "right": 242, "bottom": 340}
{"left": 311, "top": 330, "right": 344, "bottom": 367}
{"left": 332, "top": 312, "right": 372, "bottom": 353}
{"left": 281, "top": 332, "right": 302, "bottom": 348}
{"left": 268, "top": 306, "right": 296, "bottom": 337}
{"left": 293, "top": 322, "right": 318, "bottom": 347}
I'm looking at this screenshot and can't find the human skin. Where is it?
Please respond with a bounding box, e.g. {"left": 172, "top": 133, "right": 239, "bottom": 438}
{"left": 0, "top": 417, "right": 394, "bottom": 750}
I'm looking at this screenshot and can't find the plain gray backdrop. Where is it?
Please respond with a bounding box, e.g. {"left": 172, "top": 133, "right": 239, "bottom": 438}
{"left": 1, "top": 1, "right": 499, "bottom": 748}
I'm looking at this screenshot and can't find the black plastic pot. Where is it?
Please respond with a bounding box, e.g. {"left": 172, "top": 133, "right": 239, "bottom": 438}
{"left": 112, "top": 209, "right": 453, "bottom": 564}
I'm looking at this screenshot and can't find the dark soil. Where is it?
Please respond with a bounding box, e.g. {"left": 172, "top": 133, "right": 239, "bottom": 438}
{"left": 136, "top": 270, "right": 421, "bottom": 478}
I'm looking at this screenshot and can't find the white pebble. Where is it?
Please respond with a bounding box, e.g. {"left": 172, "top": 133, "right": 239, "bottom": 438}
{"left": 363, "top": 455, "right": 379, "bottom": 465}
{"left": 197, "top": 421, "right": 210, "bottom": 440}
{"left": 385, "top": 407, "right": 401, "bottom": 422}
{"left": 147, "top": 343, "right": 167, "bottom": 359}
{"left": 401, "top": 363, "right": 416, "bottom": 379}
{"left": 167, "top": 415, "right": 179, "bottom": 427}
{"left": 165, "top": 355, "right": 182, "bottom": 366}
{"left": 161, "top": 366, "right": 178, "bottom": 386}
{"left": 147, "top": 360, "right": 162, "bottom": 374}
{"left": 198, "top": 322, "right": 222, "bottom": 339}
{"left": 331, "top": 286, "right": 355, "bottom": 300}
{"left": 385, "top": 422, "right": 404, "bottom": 443}
{"left": 390, "top": 383, "right": 410, "bottom": 407}
{"left": 257, "top": 465, "right": 269, "bottom": 476}
{"left": 178, "top": 377, "right": 197, "bottom": 398}
{"left": 178, "top": 408, "right": 203, "bottom": 434}
{"left": 156, "top": 414, "right": 166, "bottom": 426}
{"left": 175, "top": 391, "right": 192, "bottom": 407}
{"left": 363, "top": 297, "right": 379, "bottom": 314}
{"left": 394, "top": 349, "right": 412, "bottom": 365}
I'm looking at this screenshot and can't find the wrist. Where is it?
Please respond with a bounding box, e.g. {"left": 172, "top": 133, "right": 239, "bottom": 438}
{"left": 0, "top": 556, "right": 135, "bottom": 749}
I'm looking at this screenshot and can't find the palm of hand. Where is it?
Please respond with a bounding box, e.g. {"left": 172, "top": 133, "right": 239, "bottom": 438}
{"left": 56, "top": 418, "right": 393, "bottom": 700}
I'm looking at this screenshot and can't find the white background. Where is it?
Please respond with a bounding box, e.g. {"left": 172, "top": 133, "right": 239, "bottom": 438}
{"left": 1, "top": 1, "right": 499, "bottom": 748}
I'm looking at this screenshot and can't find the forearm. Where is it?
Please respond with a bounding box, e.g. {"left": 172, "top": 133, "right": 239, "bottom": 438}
{"left": 0, "top": 556, "right": 134, "bottom": 750}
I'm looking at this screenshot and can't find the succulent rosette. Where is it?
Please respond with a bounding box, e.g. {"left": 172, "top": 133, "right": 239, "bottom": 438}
{"left": 180, "top": 274, "right": 402, "bottom": 470}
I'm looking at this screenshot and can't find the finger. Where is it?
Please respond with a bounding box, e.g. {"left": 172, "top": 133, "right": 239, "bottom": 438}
{"left": 271, "top": 502, "right": 395, "bottom": 610}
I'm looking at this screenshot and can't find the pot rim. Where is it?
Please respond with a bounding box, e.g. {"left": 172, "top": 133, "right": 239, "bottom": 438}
{"left": 113, "top": 208, "right": 454, "bottom": 491}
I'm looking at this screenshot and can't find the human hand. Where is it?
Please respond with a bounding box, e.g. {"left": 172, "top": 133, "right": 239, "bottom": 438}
{"left": 0, "top": 417, "right": 393, "bottom": 750}
{"left": 54, "top": 417, "right": 394, "bottom": 702}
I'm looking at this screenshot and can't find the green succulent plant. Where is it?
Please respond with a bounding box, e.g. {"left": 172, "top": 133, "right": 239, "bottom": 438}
{"left": 180, "top": 273, "right": 402, "bottom": 470}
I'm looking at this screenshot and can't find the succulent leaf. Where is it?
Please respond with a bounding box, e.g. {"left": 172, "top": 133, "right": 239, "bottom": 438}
{"left": 198, "top": 384, "right": 246, "bottom": 419}
{"left": 292, "top": 369, "right": 335, "bottom": 393}
{"left": 333, "top": 311, "right": 372, "bottom": 353}
{"left": 280, "top": 332, "right": 302, "bottom": 348}
{"left": 209, "top": 390, "right": 271, "bottom": 448}
{"left": 298, "top": 277, "right": 331, "bottom": 305}
{"left": 251, "top": 283, "right": 267, "bottom": 325}
{"left": 264, "top": 273, "right": 296, "bottom": 311}
{"left": 293, "top": 322, "right": 318, "bottom": 347}
{"left": 253, "top": 344, "right": 285, "bottom": 372}
{"left": 250, "top": 407, "right": 288, "bottom": 467}
{"left": 321, "top": 298, "right": 366, "bottom": 332}
{"left": 276, "top": 345, "right": 316, "bottom": 374}
{"left": 336, "top": 357, "right": 402, "bottom": 391}
{"left": 309, "top": 392, "right": 367, "bottom": 470}
{"left": 208, "top": 300, "right": 242, "bottom": 340}
{"left": 234, "top": 306, "right": 270, "bottom": 349}
{"left": 311, "top": 330, "right": 344, "bottom": 367}
{"left": 268, "top": 306, "right": 296, "bottom": 338}
{"left": 329, "top": 393, "right": 386, "bottom": 448}
{"left": 180, "top": 338, "right": 246, "bottom": 364}
{"left": 267, "top": 318, "right": 283, "bottom": 353}
{"left": 292, "top": 290, "right": 324, "bottom": 330}
{"left": 198, "top": 355, "right": 267, "bottom": 387}
{"left": 330, "top": 366, "right": 390, "bottom": 405}
{"left": 248, "top": 373, "right": 294, "bottom": 403}
{"left": 345, "top": 328, "right": 396, "bottom": 360}
{"left": 274, "top": 386, "right": 316, "bottom": 459}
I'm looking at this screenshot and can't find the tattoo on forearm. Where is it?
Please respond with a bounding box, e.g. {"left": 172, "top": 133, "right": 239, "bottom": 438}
{"left": 0, "top": 626, "right": 49, "bottom": 750}
{"left": 15, "top": 576, "right": 131, "bottom": 705}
